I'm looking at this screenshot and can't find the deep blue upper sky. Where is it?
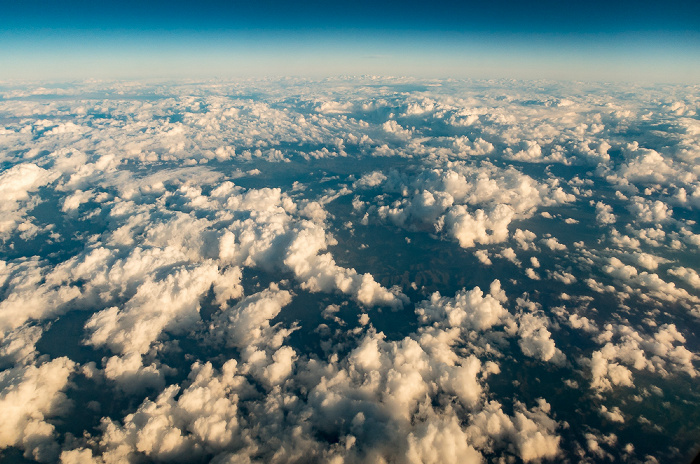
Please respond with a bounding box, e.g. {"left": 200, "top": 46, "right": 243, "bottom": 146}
{"left": 1, "top": 0, "right": 699, "bottom": 81}
{"left": 3, "top": 0, "right": 699, "bottom": 33}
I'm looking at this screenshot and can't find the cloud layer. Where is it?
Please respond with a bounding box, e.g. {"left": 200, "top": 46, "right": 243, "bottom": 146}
{"left": 0, "top": 77, "right": 698, "bottom": 463}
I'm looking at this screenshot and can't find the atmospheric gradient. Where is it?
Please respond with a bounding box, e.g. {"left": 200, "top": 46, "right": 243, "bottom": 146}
{"left": 0, "top": 77, "right": 698, "bottom": 463}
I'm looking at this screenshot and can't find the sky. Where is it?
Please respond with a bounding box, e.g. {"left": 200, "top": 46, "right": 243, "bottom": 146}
{"left": 1, "top": 0, "right": 700, "bottom": 82}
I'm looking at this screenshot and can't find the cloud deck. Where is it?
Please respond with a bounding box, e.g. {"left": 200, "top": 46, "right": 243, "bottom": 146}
{"left": 0, "top": 77, "right": 698, "bottom": 463}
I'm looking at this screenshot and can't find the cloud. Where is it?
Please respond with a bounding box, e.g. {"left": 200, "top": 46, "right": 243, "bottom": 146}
{"left": 595, "top": 201, "right": 616, "bottom": 225}
{"left": 0, "top": 357, "right": 76, "bottom": 462}
{"left": 517, "top": 313, "right": 566, "bottom": 366}
{"left": 627, "top": 197, "right": 672, "bottom": 223}
{"left": 599, "top": 405, "right": 625, "bottom": 423}
{"left": 84, "top": 263, "right": 228, "bottom": 355}
{"left": 315, "top": 101, "right": 355, "bottom": 114}
{"left": 540, "top": 237, "right": 567, "bottom": 251}
{"left": 0, "top": 324, "right": 44, "bottom": 369}
{"left": 584, "top": 323, "right": 697, "bottom": 391}
{"left": 466, "top": 399, "right": 561, "bottom": 462}
{"left": 0, "top": 163, "right": 58, "bottom": 240}
{"left": 210, "top": 285, "right": 294, "bottom": 351}
{"left": 668, "top": 266, "right": 700, "bottom": 289}
{"left": 0, "top": 78, "right": 699, "bottom": 464}
{"left": 603, "top": 257, "right": 699, "bottom": 305}
{"left": 353, "top": 171, "right": 387, "bottom": 189}
{"left": 415, "top": 281, "right": 510, "bottom": 331}
{"left": 445, "top": 205, "right": 514, "bottom": 248}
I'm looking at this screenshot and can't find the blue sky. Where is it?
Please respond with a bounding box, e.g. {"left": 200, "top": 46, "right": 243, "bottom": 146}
{"left": 1, "top": 0, "right": 699, "bottom": 81}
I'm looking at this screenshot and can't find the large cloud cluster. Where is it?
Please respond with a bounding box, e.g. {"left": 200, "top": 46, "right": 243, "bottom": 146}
{"left": 0, "top": 77, "right": 698, "bottom": 463}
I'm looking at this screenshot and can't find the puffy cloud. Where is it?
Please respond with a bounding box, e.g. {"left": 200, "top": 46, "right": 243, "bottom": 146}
{"left": 668, "top": 266, "right": 700, "bottom": 289}
{"left": 0, "top": 324, "right": 43, "bottom": 368}
{"left": 0, "top": 258, "right": 82, "bottom": 337}
{"left": 94, "top": 360, "right": 245, "bottom": 463}
{"left": 103, "top": 353, "right": 166, "bottom": 394}
{"left": 452, "top": 136, "right": 494, "bottom": 157}
{"left": 353, "top": 171, "right": 387, "bottom": 189}
{"left": 210, "top": 285, "right": 294, "bottom": 350}
{"left": 584, "top": 323, "right": 697, "bottom": 391}
{"left": 497, "top": 247, "right": 521, "bottom": 266}
{"left": 505, "top": 140, "right": 544, "bottom": 162}
{"left": 0, "top": 163, "right": 58, "bottom": 239}
{"left": 474, "top": 249, "right": 492, "bottom": 265}
{"left": 627, "top": 196, "right": 672, "bottom": 223}
{"left": 382, "top": 120, "right": 412, "bottom": 139}
{"left": 517, "top": 313, "right": 566, "bottom": 366}
{"left": 614, "top": 143, "right": 684, "bottom": 186}
{"left": 416, "top": 282, "right": 510, "bottom": 331}
{"left": 466, "top": 399, "right": 561, "bottom": 462}
{"left": 1, "top": 77, "right": 699, "bottom": 464}
{"left": 603, "top": 257, "right": 699, "bottom": 304}
{"left": 595, "top": 201, "right": 616, "bottom": 225}
{"left": 84, "top": 262, "right": 227, "bottom": 355}
{"left": 625, "top": 251, "right": 668, "bottom": 271}
{"left": 540, "top": 237, "right": 567, "bottom": 251}
{"left": 599, "top": 405, "right": 625, "bottom": 423}
{"left": 283, "top": 223, "right": 407, "bottom": 309}
{"left": 315, "top": 101, "right": 355, "bottom": 114}
{"left": 406, "top": 414, "right": 483, "bottom": 464}
{"left": 548, "top": 270, "right": 577, "bottom": 285}
{"left": 586, "top": 350, "right": 635, "bottom": 391}
{"left": 0, "top": 357, "right": 76, "bottom": 462}
{"left": 445, "top": 205, "right": 514, "bottom": 248}
{"left": 525, "top": 268, "right": 541, "bottom": 280}
{"left": 513, "top": 229, "right": 538, "bottom": 251}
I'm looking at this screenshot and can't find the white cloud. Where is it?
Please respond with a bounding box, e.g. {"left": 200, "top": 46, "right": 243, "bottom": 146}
{"left": 1, "top": 78, "right": 698, "bottom": 463}
{"left": 466, "top": 399, "right": 561, "bottom": 462}
{"left": 382, "top": 120, "right": 412, "bottom": 139}
{"left": 599, "top": 405, "right": 625, "bottom": 423}
{"left": 354, "top": 171, "right": 387, "bottom": 189}
{"left": 446, "top": 205, "right": 514, "bottom": 249}
{"left": 416, "top": 282, "right": 510, "bottom": 331}
{"left": 595, "top": 201, "right": 616, "bottom": 225}
{"left": 0, "top": 163, "right": 58, "bottom": 240}
{"left": 540, "top": 237, "right": 567, "bottom": 251}
{"left": 668, "top": 266, "right": 700, "bottom": 289}
{"left": 627, "top": 196, "right": 672, "bottom": 223}
{"left": 210, "top": 285, "right": 294, "bottom": 350}
{"left": 315, "top": 101, "right": 355, "bottom": 114}
{"left": 85, "top": 262, "right": 227, "bottom": 355}
{"left": 0, "top": 357, "right": 76, "bottom": 462}
{"left": 584, "top": 323, "right": 697, "bottom": 391}
{"left": 0, "top": 324, "right": 43, "bottom": 369}
{"left": 474, "top": 249, "right": 492, "bottom": 265}
{"left": 517, "top": 313, "right": 566, "bottom": 366}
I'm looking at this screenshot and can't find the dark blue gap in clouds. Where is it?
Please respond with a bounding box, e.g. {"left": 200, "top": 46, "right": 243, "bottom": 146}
{"left": 2, "top": 0, "right": 700, "bottom": 33}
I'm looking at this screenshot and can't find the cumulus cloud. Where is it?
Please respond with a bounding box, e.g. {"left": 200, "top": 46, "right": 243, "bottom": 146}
{"left": 84, "top": 263, "right": 229, "bottom": 355}
{"left": 445, "top": 205, "right": 514, "bottom": 248}
{"left": 668, "top": 266, "right": 700, "bottom": 289}
{"left": 595, "top": 201, "right": 616, "bottom": 225}
{"left": 517, "top": 313, "right": 566, "bottom": 366}
{"left": 353, "top": 171, "right": 387, "bottom": 189}
{"left": 0, "top": 163, "right": 58, "bottom": 240}
{"left": 584, "top": 323, "right": 697, "bottom": 391}
{"left": 466, "top": 399, "right": 561, "bottom": 462}
{"left": 416, "top": 281, "right": 510, "bottom": 331}
{"left": 0, "top": 358, "right": 76, "bottom": 462}
{"left": 627, "top": 196, "right": 672, "bottom": 223}
{"left": 0, "top": 77, "right": 698, "bottom": 464}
